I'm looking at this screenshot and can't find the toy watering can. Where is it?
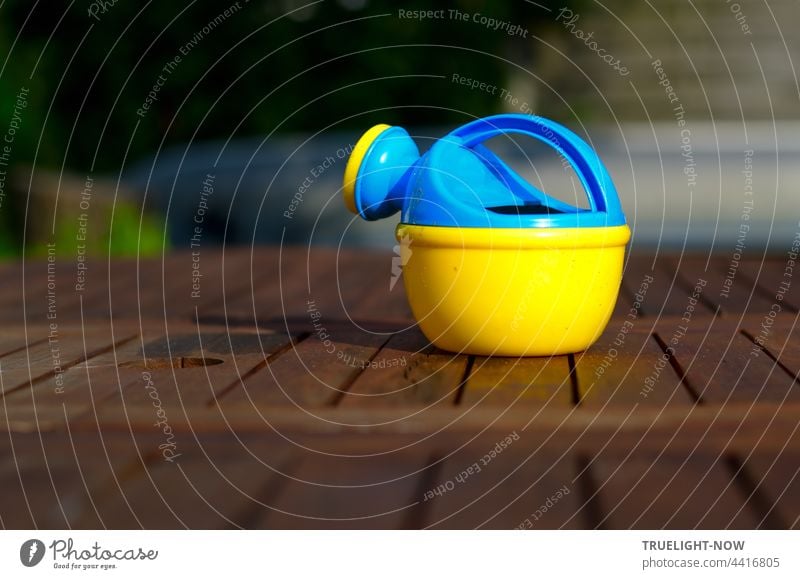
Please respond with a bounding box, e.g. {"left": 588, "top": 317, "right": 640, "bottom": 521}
{"left": 342, "top": 114, "right": 630, "bottom": 356}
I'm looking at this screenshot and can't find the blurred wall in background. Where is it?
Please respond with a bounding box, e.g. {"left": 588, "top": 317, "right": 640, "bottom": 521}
{"left": 524, "top": 0, "right": 800, "bottom": 251}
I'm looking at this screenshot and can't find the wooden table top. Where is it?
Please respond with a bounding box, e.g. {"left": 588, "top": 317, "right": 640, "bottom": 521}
{"left": 1, "top": 247, "right": 798, "bottom": 529}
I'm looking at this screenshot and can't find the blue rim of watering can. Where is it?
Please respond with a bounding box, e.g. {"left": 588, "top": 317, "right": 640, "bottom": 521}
{"left": 345, "top": 114, "right": 626, "bottom": 229}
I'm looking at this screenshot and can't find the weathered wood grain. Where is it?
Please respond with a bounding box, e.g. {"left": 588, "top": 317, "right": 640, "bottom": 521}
{"left": 588, "top": 453, "right": 760, "bottom": 529}
{"left": 342, "top": 328, "right": 465, "bottom": 408}
{"left": 1, "top": 250, "right": 800, "bottom": 529}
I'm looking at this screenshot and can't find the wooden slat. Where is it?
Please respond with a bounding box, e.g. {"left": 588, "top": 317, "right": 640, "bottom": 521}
{"left": 0, "top": 258, "right": 60, "bottom": 320}
{"left": 2, "top": 250, "right": 800, "bottom": 530}
{"left": 203, "top": 248, "right": 311, "bottom": 328}
{"left": 0, "top": 431, "right": 151, "bottom": 528}
{"left": 743, "top": 320, "right": 800, "bottom": 379}
{"left": 188, "top": 249, "right": 284, "bottom": 326}
{"left": 738, "top": 258, "right": 800, "bottom": 313}
{"left": 574, "top": 328, "right": 692, "bottom": 405}
{"left": 256, "top": 443, "right": 428, "bottom": 529}
{"left": 135, "top": 251, "right": 253, "bottom": 321}
{"left": 20, "top": 260, "right": 135, "bottom": 323}
{"left": 589, "top": 453, "right": 760, "bottom": 529}
{"left": 346, "top": 250, "right": 415, "bottom": 323}
{"left": 198, "top": 247, "right": 348, "bottom": 329}
{"left": 463, "top": 355, "right": 572, "bottom": 406}
{"left": 89, "top": 329, "right": 295, "bottom": 427}
{"left": 341, "top": 328, "right": 465, "bottom": 407}
{"left": 77, "top": 434, "right": 295, "bottom": 529}
{"left": 73, "top": 260, "right": 140, "bottom": 321}
{"left": 740, "top": 453, "right": 800, "bottom": 529}
{"left": 1, "top": 365, "right": 141, "bottom": 429}
{"left": 220, "top": 330, "right": 387, "bottom": 408}
{"left": 0, "top": 332, "right": 49, "bottom": 357}
{"left": 622, "top": 254, "right": 714, "bottom": 317}
{"left": 0, "top": 329, "right": 131, "bottom": 371}
{"left": 667, "top": 255, "right": 777, "bottom": 314}
{"left": 0, "top": 330, "right": 137, "bottom": 401}
{"left": 425, "top": 442, "right": 582, "bottom": 529}
{"left": 670, "top": 326, "right": 800, "bottom": 404}
{"left": 0, "top": 327, "right": 290, "bottom": 428}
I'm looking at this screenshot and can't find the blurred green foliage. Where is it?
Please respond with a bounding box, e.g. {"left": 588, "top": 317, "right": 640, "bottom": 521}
{"left": 40, "top": 200, "right": 165, "bottom": 258}
{"left": 0, "top": 0, "right": 577, "bottom": 256}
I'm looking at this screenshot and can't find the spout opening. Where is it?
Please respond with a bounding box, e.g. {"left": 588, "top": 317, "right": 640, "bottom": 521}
{"left": 485, "top": 204, "right": 573, "bottom": 216}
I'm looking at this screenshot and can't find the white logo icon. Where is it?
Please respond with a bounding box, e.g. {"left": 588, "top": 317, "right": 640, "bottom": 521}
{"left": 390, "top": 233, "right": 412, "bottom": 290}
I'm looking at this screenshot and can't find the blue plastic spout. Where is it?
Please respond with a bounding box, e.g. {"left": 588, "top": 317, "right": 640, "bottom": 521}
{"left": 343, "top": 125, "right": 420, "bottom": 221}
{"left": 343, "top": 114, "right": 626, "bottom": 229}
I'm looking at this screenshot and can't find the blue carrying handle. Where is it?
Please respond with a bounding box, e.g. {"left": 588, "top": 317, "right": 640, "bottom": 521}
{"left": 451, "top": 114, "right": 624, "bottom": 221}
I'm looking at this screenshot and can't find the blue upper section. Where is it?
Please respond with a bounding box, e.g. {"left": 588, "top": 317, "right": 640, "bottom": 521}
{"left": 352, "top": 114, "right": 626, "bottom": 229}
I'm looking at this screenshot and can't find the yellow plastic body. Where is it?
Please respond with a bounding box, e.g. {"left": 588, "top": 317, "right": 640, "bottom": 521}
{"left": 397, "top": 223, "right": 632, "bottom": 356}
{"left": 343, "top": 124, "right": 391, "bottom": 213}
